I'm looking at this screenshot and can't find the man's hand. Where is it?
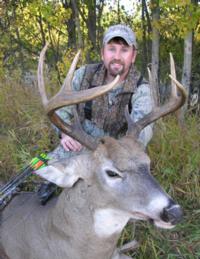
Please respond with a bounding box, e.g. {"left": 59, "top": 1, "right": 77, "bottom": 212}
{"left": 60, "top": 133, "right": 83, "bottom": 152}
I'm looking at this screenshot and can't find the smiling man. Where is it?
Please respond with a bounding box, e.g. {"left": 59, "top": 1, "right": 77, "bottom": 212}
{"left": 38, "top": 24, "right": 154, "bottom": 204}
{"left": 56, "top": 24, "right": 153, "bottom": 153}
{"left": 102, "top": 28, "right": 137, "bottom": 80}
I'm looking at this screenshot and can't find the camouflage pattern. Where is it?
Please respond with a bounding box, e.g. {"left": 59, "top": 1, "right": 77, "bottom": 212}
{"left": 50, "top": 63, "right": 154, "bottom": 161}
{"left": 78, "top": 63, "right": 142, "bottom": 138}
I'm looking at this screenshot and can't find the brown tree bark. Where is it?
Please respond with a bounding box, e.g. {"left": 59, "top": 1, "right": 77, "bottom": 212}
{"left": 71, "top": 0, "right": 83, "bottom": 49}
{"left": 61, "top": 0, "right": 77, "bottom": 49}
{"left": 151, "top": 0, "right": 160, "bottom": 105}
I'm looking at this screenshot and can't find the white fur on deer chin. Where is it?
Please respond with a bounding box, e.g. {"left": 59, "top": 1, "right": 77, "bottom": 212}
{"left": 93, "top": 208, "right": 130, "bottom": 237}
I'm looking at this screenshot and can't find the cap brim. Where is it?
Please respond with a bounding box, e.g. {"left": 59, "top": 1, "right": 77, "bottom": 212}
{"left": 104, "top": 33, "right": 133, "bottom": 46}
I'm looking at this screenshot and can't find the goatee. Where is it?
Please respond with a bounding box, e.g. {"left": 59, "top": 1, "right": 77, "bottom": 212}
{"left": 108, "top": 59, "right": 125, "bottom": 76}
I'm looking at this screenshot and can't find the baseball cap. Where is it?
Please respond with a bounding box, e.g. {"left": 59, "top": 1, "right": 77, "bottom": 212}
{"left": 103, "top": 24, "right": 137, "bottom": 48}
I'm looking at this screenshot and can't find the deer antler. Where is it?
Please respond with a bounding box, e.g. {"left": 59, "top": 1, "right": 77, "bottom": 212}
{"left": 37, "top": 43, "right": 120, "bottom": 150}
{"left": 125, "top": 53, "right": 187, "bottom": 137}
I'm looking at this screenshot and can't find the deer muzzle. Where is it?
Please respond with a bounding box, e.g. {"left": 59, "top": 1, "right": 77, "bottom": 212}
{"left": 160, "top": 201, "right": 183, "bottom": 225}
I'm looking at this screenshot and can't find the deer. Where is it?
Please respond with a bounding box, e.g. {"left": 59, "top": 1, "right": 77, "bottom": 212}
{"left": 0, "top": 44, "right": 186, "bottom": 259}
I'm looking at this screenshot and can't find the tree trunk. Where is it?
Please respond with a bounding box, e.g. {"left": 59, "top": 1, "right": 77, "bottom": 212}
{"left": 179, "top": 31, "right": 193, "bottom": 123}
{"left": 88, "top": 1, "right": 97, "bottom": 49}
{"left": 141, "top": 0, "right": 152, "bottom": 75}
{"left": 85, "top": 0, "right": 97, "bottom": 62}
{"left": 61, "top": 0, "right": 77, "bottom": 49}
{"left": 141, "top": 0, "right": 147, "bottom": 75}
{"left": 151, "top": 0, "right": 160, "bottom": 105}
{"left": 96, "top": 0, "right": 105, "bottom": 51}
{"left": 71, "top": 0, "right": 83, "bottom": 49}
{"left": 117, "top": 0, "right": 121, "bottom": 23}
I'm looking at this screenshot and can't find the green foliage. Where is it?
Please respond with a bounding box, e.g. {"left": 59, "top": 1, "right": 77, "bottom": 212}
{"left": 0, "top": 77, "right": 57, "bottom": 181}
{"left": 0, "top": 0, "right": 71, "bottom": 73}
{"left": 148, "top": 0, "right": 200, "bottom": 80}
{"left": 149, "top": 116, "right": 200, "bottom": 207}
{"left": 154, "top": 0, "right": 199, "bottom": 37}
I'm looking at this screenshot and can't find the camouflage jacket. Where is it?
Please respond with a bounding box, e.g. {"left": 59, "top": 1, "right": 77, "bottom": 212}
{"left": 55, "top": 63, "right": 154, "bottom": 147}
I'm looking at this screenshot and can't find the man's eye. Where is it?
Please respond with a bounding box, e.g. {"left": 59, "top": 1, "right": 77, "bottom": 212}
{"left": 108, "top": 48, "right": 115, "bottom": 52}
{"left": 121, "top": 48, "right": 128, "bottom": 52}
{"left": 106, "top": 170, "right": 120, "bottom": 178}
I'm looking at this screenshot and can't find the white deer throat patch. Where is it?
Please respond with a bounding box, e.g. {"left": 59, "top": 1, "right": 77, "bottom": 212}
{"left": 93, "top": 208, "right": 130, "bottom": 238}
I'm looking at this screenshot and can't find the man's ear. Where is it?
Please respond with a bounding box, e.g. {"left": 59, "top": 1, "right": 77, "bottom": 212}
{"left": 34, "top": 154, "right": 90, "bottom": 188}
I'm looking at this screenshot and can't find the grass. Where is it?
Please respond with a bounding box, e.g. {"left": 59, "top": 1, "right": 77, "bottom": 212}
{"left": 0, "top": 77, "right": 200, "bottom": 257}
{"left": 0, "top": 77, "right": 58, "bottom": 181}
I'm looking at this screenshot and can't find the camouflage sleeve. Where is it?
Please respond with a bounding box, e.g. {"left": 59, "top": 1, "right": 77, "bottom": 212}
{"left": 53, "top": 66, "right": 86, "bottom": 135}
{"left": 131, "top": 83, "right": 154, "bottom": 147}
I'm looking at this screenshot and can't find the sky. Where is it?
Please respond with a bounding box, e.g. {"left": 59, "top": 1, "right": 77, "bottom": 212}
{"left": 105, "top": 0, "right": 136, "bottom": 14}
{"left": 120, "top": 0, "right": 135, "bottom": 12}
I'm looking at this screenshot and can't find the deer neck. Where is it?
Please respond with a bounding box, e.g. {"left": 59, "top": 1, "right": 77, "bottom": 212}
{"left": 49, "top": 179, "right": 129, "bottom": 259}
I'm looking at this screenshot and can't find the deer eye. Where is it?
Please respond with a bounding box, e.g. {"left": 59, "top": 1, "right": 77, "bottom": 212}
{"left": 138, "top": 164, "right": 149, "bottom": 174}
{"left": 106, "top": 170, "right": 120, "bottom": 178}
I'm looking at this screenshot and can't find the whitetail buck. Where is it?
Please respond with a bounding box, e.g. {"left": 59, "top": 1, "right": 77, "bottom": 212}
{"left": 0, "top": 44, "right": 186, "bottom": 259}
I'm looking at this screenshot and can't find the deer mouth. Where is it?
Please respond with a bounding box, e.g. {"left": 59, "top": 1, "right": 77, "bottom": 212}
{"left": 149, "top": 219, "right": 175, "bottom": 229}
{"left": 131, "top": 212, "right": 176, "bottom": 229}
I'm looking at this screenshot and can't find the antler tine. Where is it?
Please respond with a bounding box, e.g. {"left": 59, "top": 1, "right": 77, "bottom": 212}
{"left": 58, "top": 50, "right": 81, "bottom": 93}
{"left": 147, "top": 66, "right": 153, "bottom": 87}
{"left": 49, "top": 109, "right": 98, "bottom": 150}
{"left": 37, "top": 43, "right": 49, "bottom": 108}
{"left": 126, "top": 54, "right": 187, "bottom": 138}
{"left": 170, "top": 53, "right": 177, "bottom": 97}
{"left": 125, "top": 104, "right": 141, "bottom": 136}
{"left": 125, "top": 66, "right": 156, "bottom": 136}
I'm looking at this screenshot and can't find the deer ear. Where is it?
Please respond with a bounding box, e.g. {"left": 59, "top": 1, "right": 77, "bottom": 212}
{"left": 34, "top": 155, "right": 87, "bottom": 188}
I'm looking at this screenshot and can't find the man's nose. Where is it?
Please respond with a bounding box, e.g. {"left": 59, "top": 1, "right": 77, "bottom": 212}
{"left": 113, "top": 50, "right": 121, "bottom": 60}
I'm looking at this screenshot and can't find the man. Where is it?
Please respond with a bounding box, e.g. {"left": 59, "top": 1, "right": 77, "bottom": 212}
{"left": 38, "top": 24, "right": 154, "bottom": 204}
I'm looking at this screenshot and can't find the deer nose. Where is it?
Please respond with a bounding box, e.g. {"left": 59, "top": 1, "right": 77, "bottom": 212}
{"left": 160, "top": 202, "right": 183, "bottom": 225}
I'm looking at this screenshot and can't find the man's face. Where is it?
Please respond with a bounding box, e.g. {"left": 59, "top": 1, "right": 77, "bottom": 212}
{"left": 101, "top": 39, "right": 137, "bottom": 78}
